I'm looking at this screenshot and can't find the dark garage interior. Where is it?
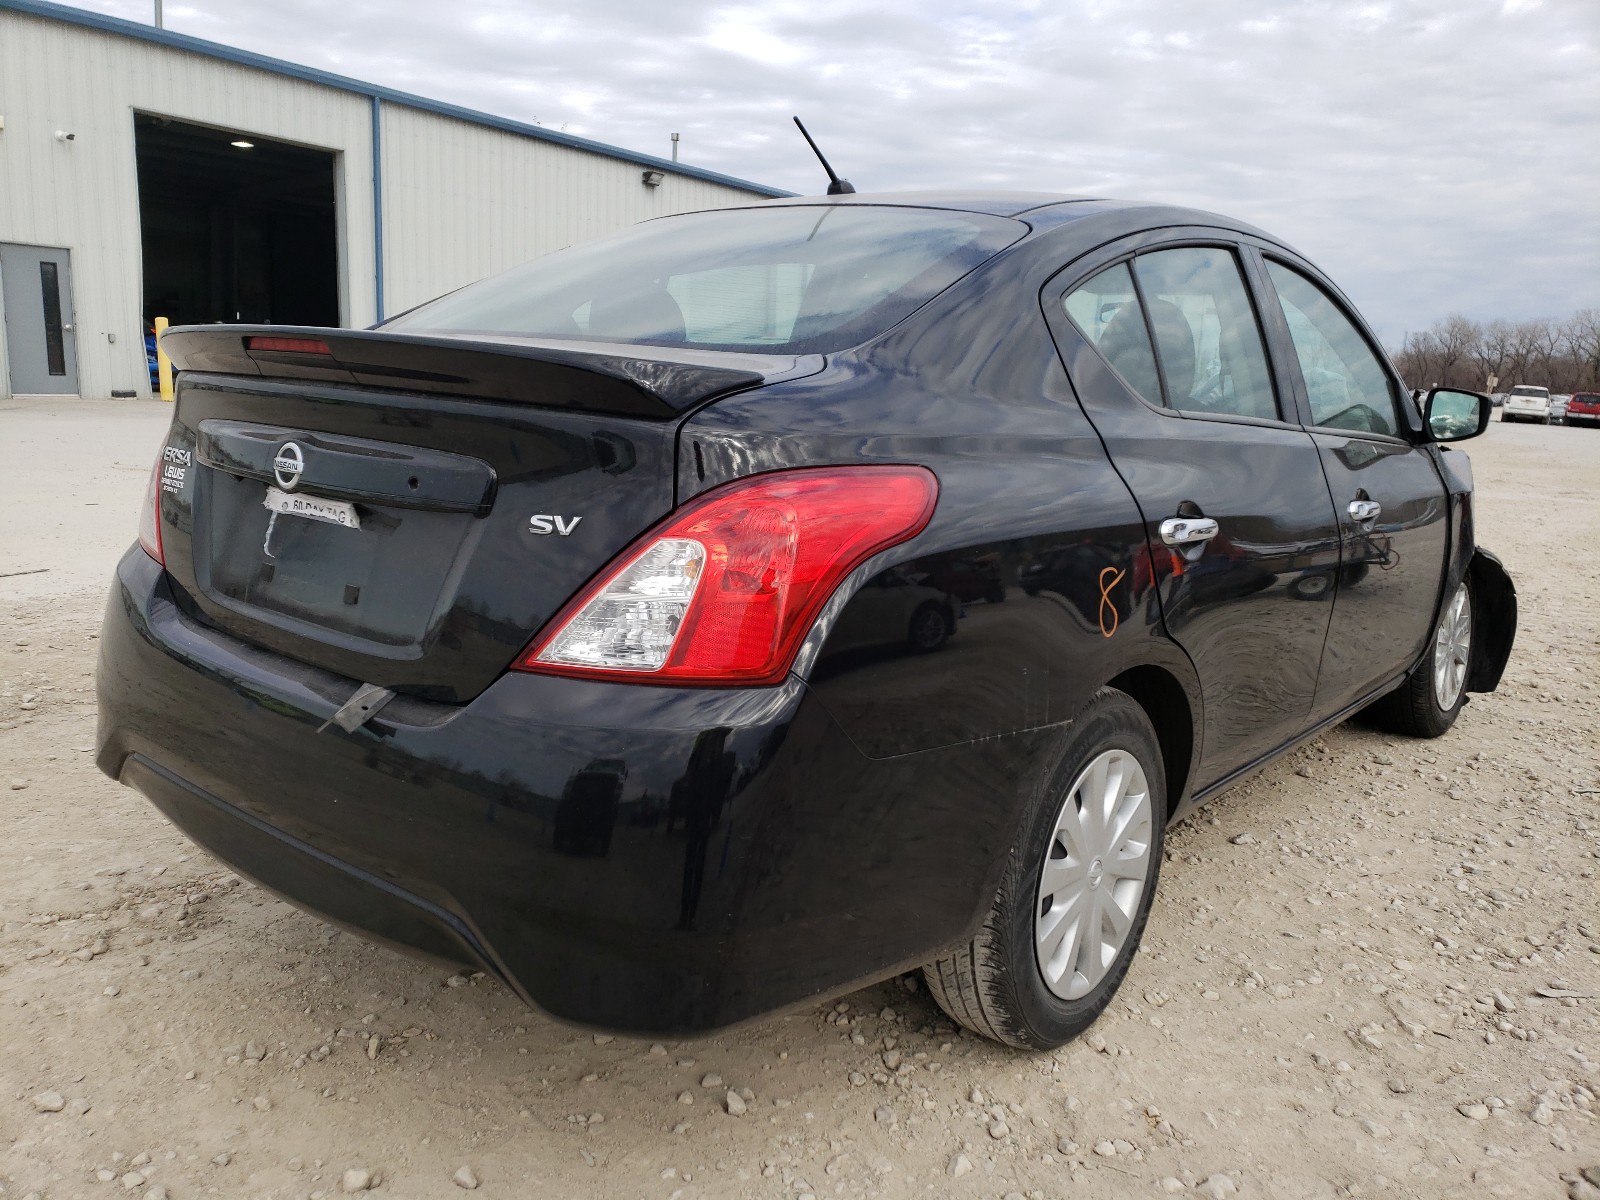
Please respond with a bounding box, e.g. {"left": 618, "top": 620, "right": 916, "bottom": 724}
{"left": 135, "top": 114, "right": 340, "bottom": 329}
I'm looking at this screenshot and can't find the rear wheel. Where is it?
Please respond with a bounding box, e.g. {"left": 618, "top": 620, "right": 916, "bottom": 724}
{"left": 908, "top": 603, "right": 949, "bottom": 652}
{"left": 1365, "top": 579, "right": 1472, "bottom": 737}
{"left": 923, "top": 688, "right": 1165, "bottom": 1049}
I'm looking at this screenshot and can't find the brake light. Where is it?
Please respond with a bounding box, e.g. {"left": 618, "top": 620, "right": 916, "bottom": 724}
{"left": 138, "top": 458, "right": 164, "bottom": 565}
{"left": 245, "top": 336, "right": 332, "bottom": 355}
{"left": 516, "top": 466, "right": 938, "bottom": 686}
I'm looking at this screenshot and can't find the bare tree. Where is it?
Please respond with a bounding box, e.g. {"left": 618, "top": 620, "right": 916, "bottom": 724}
{"left": 1432, "top": 315, "right": 1478, "bottom": 388}
{"left": 1388, "top": 309, "right": 1597, "bottom": 394}
{"left": 1473, "top": 319, "right": 1514, "bottom": 391}
{"left": 1563, "top": 310, "right": 1600, "bottom": 390}
{"left": 1529, "top": 318, "right": 1563, "bottom": 385}
{"left": 1508, "top": 321, "right": 1546, "bottom": 388}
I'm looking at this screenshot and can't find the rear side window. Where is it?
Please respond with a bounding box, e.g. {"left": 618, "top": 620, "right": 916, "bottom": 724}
{"left": 1131, "top": 247, "right": 1280, "bottom": 421}
{"left": 384, "top": 206, "right": 1025, "bottom": 355}
{"left": 1266, "top": 261, "right": 1402, "bottom": 437}
{"left": 1063, "top": 263, "right": 1164, "bottom": 407}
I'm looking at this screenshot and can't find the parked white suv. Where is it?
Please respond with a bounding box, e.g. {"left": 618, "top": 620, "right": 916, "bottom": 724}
{"left": 1502, "top": 384, "right": 1552, "bottom": 424}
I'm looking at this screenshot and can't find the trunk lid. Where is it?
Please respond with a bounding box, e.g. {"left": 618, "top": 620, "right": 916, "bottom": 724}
{"left": 155, "top": 325, "right": 818, "bottom": 702}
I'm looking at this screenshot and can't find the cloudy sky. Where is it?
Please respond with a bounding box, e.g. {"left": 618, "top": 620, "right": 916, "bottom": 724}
{"left": 69, "top": 0, "right": 1600, "bottom": 341}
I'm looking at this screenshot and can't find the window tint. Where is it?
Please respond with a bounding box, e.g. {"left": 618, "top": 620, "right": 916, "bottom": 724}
{"left": 1063, "top": 263, "right": 1164, "bottom": 407}
{"left": 384, "top": 206, "right": 1025, "bottom": 354}
{"left": 1266, "top": 261, "right": 1401, "bottom": 437}
{"left": 1131, "top": 247, "right": 1280, "bottom": 421}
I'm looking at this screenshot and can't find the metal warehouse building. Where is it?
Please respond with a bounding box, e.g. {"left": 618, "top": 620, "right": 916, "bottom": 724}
{"left": 0, "top": 0, "right": 783, "bottom": 401}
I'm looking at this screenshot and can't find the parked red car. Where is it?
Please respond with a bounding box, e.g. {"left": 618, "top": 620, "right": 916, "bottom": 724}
{"left": 1567, "top": 392, "right": 1600, "bottom": 427}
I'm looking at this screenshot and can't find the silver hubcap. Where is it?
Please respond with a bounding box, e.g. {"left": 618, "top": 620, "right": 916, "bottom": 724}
{"left": 1432, "top": 582, "right": 1471, "bottom": 710}
{"left": 1034, "top": 749, "right": 1154, "bottom": 1001}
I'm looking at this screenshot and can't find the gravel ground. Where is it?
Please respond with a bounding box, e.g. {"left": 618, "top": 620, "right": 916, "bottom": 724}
{"left": 1, "top": 397, "right": 1597, "bottom": 1200}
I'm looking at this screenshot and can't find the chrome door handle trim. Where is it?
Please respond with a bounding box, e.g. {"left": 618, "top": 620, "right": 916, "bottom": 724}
{"left": 1348, "top": 499, "right": 1382, "bottom": 523}
{"left": 1160, "top": 517, "right": 1220, "bottom": 546}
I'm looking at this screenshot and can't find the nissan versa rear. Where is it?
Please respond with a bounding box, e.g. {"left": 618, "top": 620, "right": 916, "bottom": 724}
{"left": 98, "top": 193, "right": 1515, "bottom": 1049}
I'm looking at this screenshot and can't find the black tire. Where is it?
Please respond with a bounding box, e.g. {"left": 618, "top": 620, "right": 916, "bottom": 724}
{"left": 907, "top": 603, "right": 949, "bottom": 653}
{"left": 1364, "top": 578, "right": 1473, "bottom": 738}
{"left": 922, "top": 688, "right": 1166, "bottom": 1049}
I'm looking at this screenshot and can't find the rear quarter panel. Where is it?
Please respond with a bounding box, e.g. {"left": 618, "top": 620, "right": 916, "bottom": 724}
{"left": 679, "top": 239, "right": 1202, "bottom": 774}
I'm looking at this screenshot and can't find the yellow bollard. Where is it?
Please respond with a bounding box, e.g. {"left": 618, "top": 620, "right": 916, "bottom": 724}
{"left": 154, "top": 316, "right": 174, "bottom": 402}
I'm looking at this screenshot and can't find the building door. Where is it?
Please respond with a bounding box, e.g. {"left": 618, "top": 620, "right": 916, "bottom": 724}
{"left": 2, "top": 244, "right": 79, "bottom": 395}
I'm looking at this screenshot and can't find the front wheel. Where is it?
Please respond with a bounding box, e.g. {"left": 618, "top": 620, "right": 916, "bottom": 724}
{"left": 1365, "top": 579, "right": 1472, "bottom": 737}
{"left": 922, "top": 688, "right": 1165, "bottom": 1049}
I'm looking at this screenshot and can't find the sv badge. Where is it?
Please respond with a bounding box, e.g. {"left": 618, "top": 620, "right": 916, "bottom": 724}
{"left": 529, "top": 514, "right": 583, "bottom": 537}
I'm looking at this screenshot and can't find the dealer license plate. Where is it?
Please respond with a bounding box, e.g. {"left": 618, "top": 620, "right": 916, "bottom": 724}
{"left": 263, "top": 487, "right": 361, "bottom": 530}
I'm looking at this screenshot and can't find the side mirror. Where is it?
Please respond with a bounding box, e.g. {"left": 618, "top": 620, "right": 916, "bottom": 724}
{"left": 1423, "top": 387, "right": 1491, "bottom": 442}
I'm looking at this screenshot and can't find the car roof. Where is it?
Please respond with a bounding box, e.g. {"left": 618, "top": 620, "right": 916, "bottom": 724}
{"left": 725, "top": 190, "right": 1280, "bottom": 243}
{"left": 745, "top": 190, "right": 1099, "bottom": 217}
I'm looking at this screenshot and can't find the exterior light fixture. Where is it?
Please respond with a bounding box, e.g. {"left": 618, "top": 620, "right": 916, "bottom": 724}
{"left": 231, "top": 140, "right": 254, "bottom": 149}
{"left": 641, "top": 169, "right": 664, "bottom": 187}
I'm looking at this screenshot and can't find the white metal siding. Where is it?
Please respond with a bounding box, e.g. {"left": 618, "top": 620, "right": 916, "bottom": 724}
{"left": 378, "top": 105, "right": 759, "bottom": 317}
{"left": 0, "top": 9, "right": 768, "bottom": 400}
{"left": 0, "top": 12, "right": 375, "bottom": 399}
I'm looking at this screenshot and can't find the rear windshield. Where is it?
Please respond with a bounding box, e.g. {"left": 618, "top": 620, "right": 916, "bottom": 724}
{"left": 1509, "top": 386, "right": 1549, "bottom": 397}
{"left": 382, "top": 206, "right": 1026, "bottom": 355}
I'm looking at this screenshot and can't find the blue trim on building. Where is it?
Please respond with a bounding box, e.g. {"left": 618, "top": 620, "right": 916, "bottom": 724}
{"left": 370, "top": 96, "right": 385, "bottom": 322}
{"left": 0, "top": 0, "right": 792, "bottom": 199}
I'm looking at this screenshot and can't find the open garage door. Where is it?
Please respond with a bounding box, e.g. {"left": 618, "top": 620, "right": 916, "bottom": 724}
{"left": 135, "top": 115, "right": 339, "bottom": 331}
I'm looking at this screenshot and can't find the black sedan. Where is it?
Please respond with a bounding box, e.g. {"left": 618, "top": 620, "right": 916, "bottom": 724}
{"left": 98, "top": 192, "right": 1516, "bottom": 1050}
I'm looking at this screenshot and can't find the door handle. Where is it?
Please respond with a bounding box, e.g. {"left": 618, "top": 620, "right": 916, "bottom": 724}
{"left": 1348, "top": 499, "right": 1382, "bottom": 524}
{"left": 1160, "top": 517, "right": 1220, "bottom": 547}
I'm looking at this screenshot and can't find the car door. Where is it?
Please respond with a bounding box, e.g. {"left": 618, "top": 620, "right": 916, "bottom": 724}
{"left": 1045, "top": 237, "right": 1344, "bottom": 788}
{"left": 1250, "top": 252, "right": 1451, "bottom": 717}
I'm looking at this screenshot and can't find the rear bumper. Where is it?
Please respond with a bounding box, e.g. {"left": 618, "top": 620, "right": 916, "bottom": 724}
{"left": 97, "top": 548, "right": 1021, "bottom": 1032}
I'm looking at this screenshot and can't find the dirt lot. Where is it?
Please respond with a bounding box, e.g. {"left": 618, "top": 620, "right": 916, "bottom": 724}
{"left": 2, "top": 396, "right": 1596, "bottom": 1200}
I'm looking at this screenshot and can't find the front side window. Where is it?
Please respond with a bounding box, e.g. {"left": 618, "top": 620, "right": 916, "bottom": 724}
{"left": 1266, "top": 261, "right": 1402, "bottom": 437}
{"left": 1131, "top": 247, "right": 1280, "bottom": 421}
{"left": 384, "top": 206, "right": 1025, "bottom": 355}
{"left": 1062, "top": 263, "right": 1164, "bottom": 408}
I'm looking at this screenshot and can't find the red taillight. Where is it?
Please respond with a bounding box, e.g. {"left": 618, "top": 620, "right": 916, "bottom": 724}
{"left": 138, "top": 458, "right": 164, "bottom": 565}
{"left": 516, "top": 466, "right": 939, "bottom": 686}
{"left": 245, "top": 336, "right": 332, "bottom": 355}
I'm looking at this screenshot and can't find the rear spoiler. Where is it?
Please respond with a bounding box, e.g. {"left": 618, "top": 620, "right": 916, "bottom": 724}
{"left": 159, "top": 325, "right": 813, "bottom": 419}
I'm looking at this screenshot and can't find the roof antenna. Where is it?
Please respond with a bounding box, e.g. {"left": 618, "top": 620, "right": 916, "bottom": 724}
{"left": 792, "top": 117, "right": 855, "bottom": 195}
